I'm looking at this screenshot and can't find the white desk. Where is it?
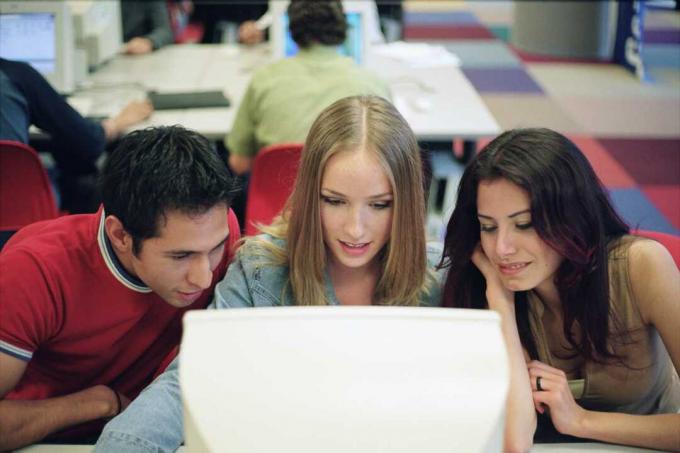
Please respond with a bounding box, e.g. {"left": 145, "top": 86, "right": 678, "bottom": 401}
{"left": 366, "top": 49, "right": 499, "bottom": 141}
{"left": 73, "top": 45, "right": 252, "bottom": 139}
{"left": 68, "top": 43, "right": 498, "bottom": 239}
{"left": 71, "top": 43, "right": 499, "bottom": 141}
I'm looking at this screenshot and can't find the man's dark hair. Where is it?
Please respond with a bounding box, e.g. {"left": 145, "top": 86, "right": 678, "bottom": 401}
{"left": 101, "top": 126, "right": 238, "bottom": 254}
{"left": 288, "top": 0, "right": 347, "bottom": 48}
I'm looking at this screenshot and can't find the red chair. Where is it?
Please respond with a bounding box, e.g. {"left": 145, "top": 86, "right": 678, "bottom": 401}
{"left": 244, "top": 143, "right": 304, "bottom": 236}
{"left": 0, "top": 140, "right": 59, "bottom": 229}
{"left": 634, "top": 229, "right": 680, "bottom": 268}
{"left": 167, "top": 0, "right": 204, "bottom": 43}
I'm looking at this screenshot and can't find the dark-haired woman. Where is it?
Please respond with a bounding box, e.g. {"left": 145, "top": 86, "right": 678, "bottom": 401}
{"left": 441, "top": 128, "right": 679, "bottom": 452}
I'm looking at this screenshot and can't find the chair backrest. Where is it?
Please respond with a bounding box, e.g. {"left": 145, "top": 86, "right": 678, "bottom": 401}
{"left": 0, "top": 140, "right": 59, "bottom": 229}
{"left": 244, "top": 143, "right": 304, "bottom": 236}
{"left": 633, "top": 229, "right": 680, "bottom": 268}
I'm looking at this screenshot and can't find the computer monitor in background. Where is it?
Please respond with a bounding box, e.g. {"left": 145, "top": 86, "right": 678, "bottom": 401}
{"left": 69, "top": 0, "right": 122, "bottom": 69}
{"left": 280, "top": 11, "right": 364, "bottom": 63}
{"left": 180, "top": 307, "right": 509, "bottom": 453}
{"left": 0, "top": 1, "right": 75, "bottom": 93}
{"left": 270, "top": 0, "right": 373, "bottom": 65}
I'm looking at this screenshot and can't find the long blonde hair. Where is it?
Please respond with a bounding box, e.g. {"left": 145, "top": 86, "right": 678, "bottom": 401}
{"left": 248, "top": 95, "right": 430, "bottom": 306}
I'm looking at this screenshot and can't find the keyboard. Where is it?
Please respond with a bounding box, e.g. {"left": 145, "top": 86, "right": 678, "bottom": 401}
{"left": 148, "top": 90, "right": 231, "bottom": 110}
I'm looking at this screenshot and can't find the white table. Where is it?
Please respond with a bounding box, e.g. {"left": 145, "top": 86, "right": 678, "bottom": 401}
{"left": 70, "top": 43, "right": 499, "bottom": 141}
{"left": 63, "top": 43, "right": 496, "bottom": 236}
{"left": 366, "top": 48, "right": 499, "bottom": 141}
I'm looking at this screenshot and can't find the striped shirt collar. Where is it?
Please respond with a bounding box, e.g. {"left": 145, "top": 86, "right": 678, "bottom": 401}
{"left": 97, "top": 209, "right": 152, "bottom": 293}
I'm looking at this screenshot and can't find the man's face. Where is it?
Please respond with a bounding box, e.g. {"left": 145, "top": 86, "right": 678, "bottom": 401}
{"left": 129, "top": 204, "right": 230, "bottom": 308}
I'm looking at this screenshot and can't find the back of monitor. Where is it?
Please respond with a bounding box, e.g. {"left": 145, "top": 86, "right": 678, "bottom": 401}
{"left": 181, "top": 306, "right": 509, "bottom": 453}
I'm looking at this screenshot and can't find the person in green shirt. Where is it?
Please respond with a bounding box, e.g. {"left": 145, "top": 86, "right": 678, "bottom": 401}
{"left": 226, "top": 0, "right": 390, "bottom": 176}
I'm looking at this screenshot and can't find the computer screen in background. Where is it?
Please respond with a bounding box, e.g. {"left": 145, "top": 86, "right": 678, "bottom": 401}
{"left": 270, "top": 0, "right": 373, "bottom": 66}
{"left": 180, "top": 307, "right": 509, "bottom": 453}
{"left": 0, "top": 13, "right": 56, "bottom": 73}
{"left": 282, "top": 11, "right": 364, "bottom": 64}
{"left": 0, "top": 1, "right": 75, "bottom": 94}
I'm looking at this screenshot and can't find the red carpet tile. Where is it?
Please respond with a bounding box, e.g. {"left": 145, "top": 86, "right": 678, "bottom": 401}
{"left": 404, "top": 25, "right": 495, "bottom": 40}
{"left": 597, "top": 138, "right": 680, "bottom": 185}
{"left": 641, "top": 185, "right": 680, "bottom": 229}
{"left": 510, "top": 46, "right": 614, "bottom": 65}
{"left": 568, "top": 136, "right": 636, "bottom": 188}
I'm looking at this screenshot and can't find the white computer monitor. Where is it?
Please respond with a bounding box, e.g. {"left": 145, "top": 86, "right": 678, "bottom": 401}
{"left": 180, "top": 306, "right": 509, "bottom": 453}
{"left": 69, "top": 0, "right": 122, "bottom": 69}
{"left": 270, "top": 0, "right": 376, "bottom": 65}
{"left": 0, "top": 1, "right": 75, "bottom": 94}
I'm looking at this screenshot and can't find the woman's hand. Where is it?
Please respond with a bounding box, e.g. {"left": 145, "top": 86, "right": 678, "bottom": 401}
{"left": 471, "top": 244, "right": 514, "bottom": 315}
{"left": 528, "top": 360, "right": 588, "bottom": 437}
{"left": 472, "top": 245, "right": 537, "bottom": 451}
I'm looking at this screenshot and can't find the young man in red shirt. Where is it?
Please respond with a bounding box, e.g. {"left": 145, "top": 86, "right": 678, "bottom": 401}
{"left": 0, "top": 126, "right": 240, "bottom": 450}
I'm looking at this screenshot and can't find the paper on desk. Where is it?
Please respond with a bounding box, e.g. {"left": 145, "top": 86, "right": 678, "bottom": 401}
{"left": 372, "top": 41, "right": 461, "bottom": 68}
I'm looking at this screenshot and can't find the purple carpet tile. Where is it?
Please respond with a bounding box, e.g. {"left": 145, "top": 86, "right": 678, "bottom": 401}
{"left": 404, "top": 11, "right": 479, "bottom": 26}
{"left": 462, "top": 67, "right": 544, "bottom": 94}
{"left": 404, "top": 25, "right": 495, "bottom": 40}
{"left": 644, "top": 29, "right": 680, "bottom": 44}
{"left": 598, "top": 138, "right": 680, "bottom": 185}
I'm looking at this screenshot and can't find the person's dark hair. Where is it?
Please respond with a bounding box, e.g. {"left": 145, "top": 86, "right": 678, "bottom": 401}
{"left": 288, "top": 0, "right": 347, "bottom": 48}
{"left": 440, "top": 128, "right": 629, "bottom": 363}
{"left": 101, "top": 126, "right": 238, "bottom": 255}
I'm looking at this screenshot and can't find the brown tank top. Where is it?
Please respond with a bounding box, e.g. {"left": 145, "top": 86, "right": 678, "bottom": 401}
{"left": 527, "top": 236, "right": 680, "bottom": 414}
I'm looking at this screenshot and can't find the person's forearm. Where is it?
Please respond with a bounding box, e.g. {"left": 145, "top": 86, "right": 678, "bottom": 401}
{"left": 146, "top": 1, "right": 173, "bottom": 49}
{"left": 101, "top": 100, "right": 152, "bottom": 141}
{"left": 0, "top": 385, "right": 118, "bottom": 451}
{"left": 573, "top": 410, "right": 680, "bottom": 452}
{"left": 497, "top": 310, "right": 536, "bottom": 453}
{"left": 0, "top": 59, "right": 106, "bottom": 160}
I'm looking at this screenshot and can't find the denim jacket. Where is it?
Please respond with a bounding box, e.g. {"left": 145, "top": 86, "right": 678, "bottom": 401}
{"left": 94, "top": 235, "right": 444, "bottom": 453}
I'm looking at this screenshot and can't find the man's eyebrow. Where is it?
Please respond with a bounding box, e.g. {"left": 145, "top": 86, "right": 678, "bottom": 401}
{"left": 163, "top": 233, "right": 229, "bottom": 255}
{"left": 321, "top": 189, "right": 393, "bottom": 199}
{"left": 477, "top": 209, "right": 530, "bottom": 220}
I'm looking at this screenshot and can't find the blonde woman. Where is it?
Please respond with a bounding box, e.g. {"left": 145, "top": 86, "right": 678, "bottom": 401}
{"left": 95, "top": 95, "right": 441, "bottom": 452}
{"left": 219, "top": 94, "right": 440, "bottom": 308}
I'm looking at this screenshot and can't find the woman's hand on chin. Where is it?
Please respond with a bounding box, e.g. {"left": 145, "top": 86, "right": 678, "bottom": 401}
{"left": 471, "top": 244, "right": 515, "bottom": 315}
